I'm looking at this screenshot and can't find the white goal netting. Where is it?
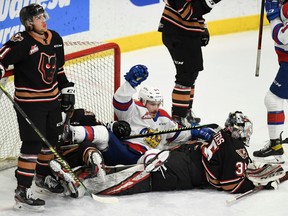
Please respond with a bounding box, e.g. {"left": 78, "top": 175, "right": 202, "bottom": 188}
{"left": 0, "top": 41, "right": 121, "bottom": 170}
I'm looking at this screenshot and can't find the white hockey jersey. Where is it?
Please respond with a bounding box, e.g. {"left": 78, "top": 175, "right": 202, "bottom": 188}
{"left": 113, "top": 81, "right": 191, "bottom": 152}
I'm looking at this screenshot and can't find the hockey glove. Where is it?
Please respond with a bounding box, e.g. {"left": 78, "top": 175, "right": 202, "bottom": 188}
{"left": 191, "top": 125, "right": 215, "bottom": 142}
{"left": 60, "top": 82, "right": 75, "bottom": 112}
{"left": 265, "top": 0, "right": 280, "bottom": 22}
{"left": 0, "top": 64, "right": 5, "bottom": 79}
{"left": 124, "top": 64, "right": 149, "bottom": 88}
{"left": 144, "top": 128, "right": 162, "bottom": 148}
{"left": 201, "top": 27, "right": 210, "bottom": 47}
{"left": 108, "top": 120, "right": 131, "bottom": 138}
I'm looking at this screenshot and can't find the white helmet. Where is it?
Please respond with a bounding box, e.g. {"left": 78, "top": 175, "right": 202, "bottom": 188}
{"left": 224, "top": 111, "right": 253, "bottom": 146}
{"left": 138, "top": 86, "right": 163, "bottom": 105}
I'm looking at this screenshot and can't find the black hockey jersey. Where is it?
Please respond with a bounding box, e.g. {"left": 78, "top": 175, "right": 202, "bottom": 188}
{"left": 158, "top": 0, "right": 205, "bottom": 35}
{"left": 201, "top": 130, "right": 255, "bottom": 193}
{"left": 0, "top": 30, "right": 69, "bottom": 107}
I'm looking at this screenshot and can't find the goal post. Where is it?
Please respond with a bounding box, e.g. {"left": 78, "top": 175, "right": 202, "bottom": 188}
{"left": 0, "top": 41, "right": 121, "bottom": 170}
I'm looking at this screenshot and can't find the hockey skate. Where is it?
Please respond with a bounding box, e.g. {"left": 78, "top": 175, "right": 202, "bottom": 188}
{"left": 172, "top": 115, "right": 190, "bottom": 128}
{"left": 35, "top": 174, "right": 65, "bottom": 195}
{"left": 88, "top": 150, "right": 106, "bottom": 181}
{"left": 186, "top": 109, "right": 201, "bottom": 124}
{"left": 48, "top": 159, "right": 86, "bottom": 198}
{"left": 14, "top": 186, "right": 45, "bottom": 211}
{"left": 253, "top": 139, "right": 285, "bottom": 164}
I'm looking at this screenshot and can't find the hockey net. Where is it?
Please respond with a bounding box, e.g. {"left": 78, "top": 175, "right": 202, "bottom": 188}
{"left": 0, "top": 41, "right": 121, "bottom": 170}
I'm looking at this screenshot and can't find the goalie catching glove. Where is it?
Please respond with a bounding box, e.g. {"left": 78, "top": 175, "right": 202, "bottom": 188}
{"left": 143, "top": 128, "right": 162, "bottom": 148}
{"left": 246, "top": 163, "right": 285, "bottom": 189}
{"left": 60, "top": 82, "right": 75, "bottom": 112}
{"left": 124, "top": 64, "right": 149, "bottom": 88}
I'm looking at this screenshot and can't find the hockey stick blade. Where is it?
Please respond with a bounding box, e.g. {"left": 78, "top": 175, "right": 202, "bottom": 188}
{"left": 91, "top": 194, "right": 119, "bottom": 203}
{"left": 226, "top": 171, "right": 288, "bottom": 205}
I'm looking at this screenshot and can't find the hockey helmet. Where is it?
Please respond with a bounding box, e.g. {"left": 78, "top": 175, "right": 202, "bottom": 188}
{"left": 224, "top": 111, "right": 253, "bottom": 146}
{"left": 138, "top": 86, "right": 163, "bottom": 106}
{"left": 20, "top": 4, "right": 49, "bottom": 30}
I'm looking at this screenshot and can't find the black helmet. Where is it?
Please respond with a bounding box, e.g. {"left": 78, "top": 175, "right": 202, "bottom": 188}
{"left": 20, "top": 4, "right": 47, "bottom": 29}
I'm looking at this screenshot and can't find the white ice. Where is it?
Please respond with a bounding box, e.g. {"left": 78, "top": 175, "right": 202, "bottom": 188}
{"left": 1, "top": 28, "right": 288, "bottom": 216}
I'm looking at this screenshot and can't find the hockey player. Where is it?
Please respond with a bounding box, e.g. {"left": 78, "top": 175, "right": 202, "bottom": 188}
{"left": 108, "top": 64, "right": 214, "bottom": 165}
{"left": 60, "top": 64, "right": 215, "bottom": 167}
{"left": 0, "top": 4, "right": 75, "bottom": 211}
{"left": 158, "top": 0, "right": 222, "bottom": 126}
{"left": 89, "top": 111, "right": 285, "bottom": 196}
{"left": 253, "top": 0, "right": 287, "bottom": 163}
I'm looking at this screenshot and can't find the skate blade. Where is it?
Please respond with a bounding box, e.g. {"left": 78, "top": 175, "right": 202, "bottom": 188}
{"left": 253, "top": 155, "right": 285, "bottom": 164}
{"left": 13, "top": 201, "right": 45, "bottom": 212}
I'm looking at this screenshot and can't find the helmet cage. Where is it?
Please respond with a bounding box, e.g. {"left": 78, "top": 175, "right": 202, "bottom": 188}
{"left": 225, "top": 111, "right": 253, "bottom": 146}
{"left": 138, "top": 86, "right": 163, "bottom": 106}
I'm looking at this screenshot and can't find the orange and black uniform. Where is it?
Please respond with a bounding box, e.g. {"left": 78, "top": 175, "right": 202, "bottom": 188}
{"left": 158, "top": 0, "right": 221, "bottom": 118}
{"left": 0, "top": 30, "right": 71, "bottom": 188}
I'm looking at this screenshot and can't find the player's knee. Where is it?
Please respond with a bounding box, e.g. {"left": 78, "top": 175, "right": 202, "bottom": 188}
{"left": 264, "top": 91, "right": 284, "bottom": 110}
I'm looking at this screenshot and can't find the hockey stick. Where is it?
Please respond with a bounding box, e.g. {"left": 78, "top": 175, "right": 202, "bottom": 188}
{"left": 121, "top": 123, "right": 219, "bottom": 140}
{"left": 226, "top": 170, "right": 288, "bottom": 204}
{"left": 255, "top": 0, "right": 265, "bottom": 77}
{"left": 0, "top": 84, "right": 118, "bottom": 204}
{"left": 59, "top": 123, "right": 219, "bottom": 150}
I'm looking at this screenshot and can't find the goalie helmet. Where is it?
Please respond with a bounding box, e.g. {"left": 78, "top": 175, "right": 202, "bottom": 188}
{"left": 224, "top": 111, "right": 253, "bottom": 146}
{"left": 20, "top": 4, "right": 49, "bottom": 31}
{"left": 138, "top": 86, "right": 163, "bottom": 106}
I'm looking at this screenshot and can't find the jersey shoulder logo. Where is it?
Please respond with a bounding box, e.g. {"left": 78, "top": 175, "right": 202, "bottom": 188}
{"left": 10, "top": 33, "right": 24, "bottom": 42}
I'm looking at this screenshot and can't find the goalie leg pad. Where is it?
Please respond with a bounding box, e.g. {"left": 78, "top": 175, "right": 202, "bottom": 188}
{"left": 246, "top": 164, "right": 285, "bottom": 186}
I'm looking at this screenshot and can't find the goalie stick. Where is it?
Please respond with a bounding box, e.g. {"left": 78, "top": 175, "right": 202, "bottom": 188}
{"left": 226, "top": 170, "right": 288, "bottom": 204}
{"left": 0, "top": 84, "right": 118, "bottom": 204}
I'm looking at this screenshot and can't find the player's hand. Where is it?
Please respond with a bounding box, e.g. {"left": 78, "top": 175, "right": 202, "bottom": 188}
{"left": 201, "top": 27, "right": 210, "bottom": 46}
{"left": 191, "top": 126, "right": 215, "bottom": 142}
{"left": 61, "top": 82, "right": 75, "bottom": 112}
{"left": 265, "top": 0, "right": 280, "bottom": 21}
{"left": 124, "top": 64, "right": 149, "bottom": 88}
{"left": 144, "top": 128, "right": 161, "bottom": 148}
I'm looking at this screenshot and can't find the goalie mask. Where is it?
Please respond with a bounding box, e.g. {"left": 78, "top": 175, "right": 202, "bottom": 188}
{"left": 138, "top": 86, "right": 163, "bottom": 106}
{"left": 224, "top": 111, "right": 253, "bottom": 146}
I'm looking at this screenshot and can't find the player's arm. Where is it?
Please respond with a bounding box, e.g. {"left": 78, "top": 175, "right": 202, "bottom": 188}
{"left": 190, "top": 0, "right": 222, "bottom": 17}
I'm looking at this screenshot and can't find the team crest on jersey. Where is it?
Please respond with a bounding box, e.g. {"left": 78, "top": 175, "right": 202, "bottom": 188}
{"left": 10, "top": 33, "right": 24, "bottom": 42}
{"left": 38, "top": 53, "right": 57, "bottom": 84}
{"left": 29, "top": 45, "right": 39, "bottom": 55}
{"left": 141, "top": 112, "right": 152, "bottom": 119}
{"left": 236, "top": 148, "right": 248, "bottom": 159}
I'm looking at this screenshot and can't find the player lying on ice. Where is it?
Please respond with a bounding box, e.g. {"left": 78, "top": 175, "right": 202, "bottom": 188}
{"left": 48, "top": 110, "right": 286, "bottom": 198}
